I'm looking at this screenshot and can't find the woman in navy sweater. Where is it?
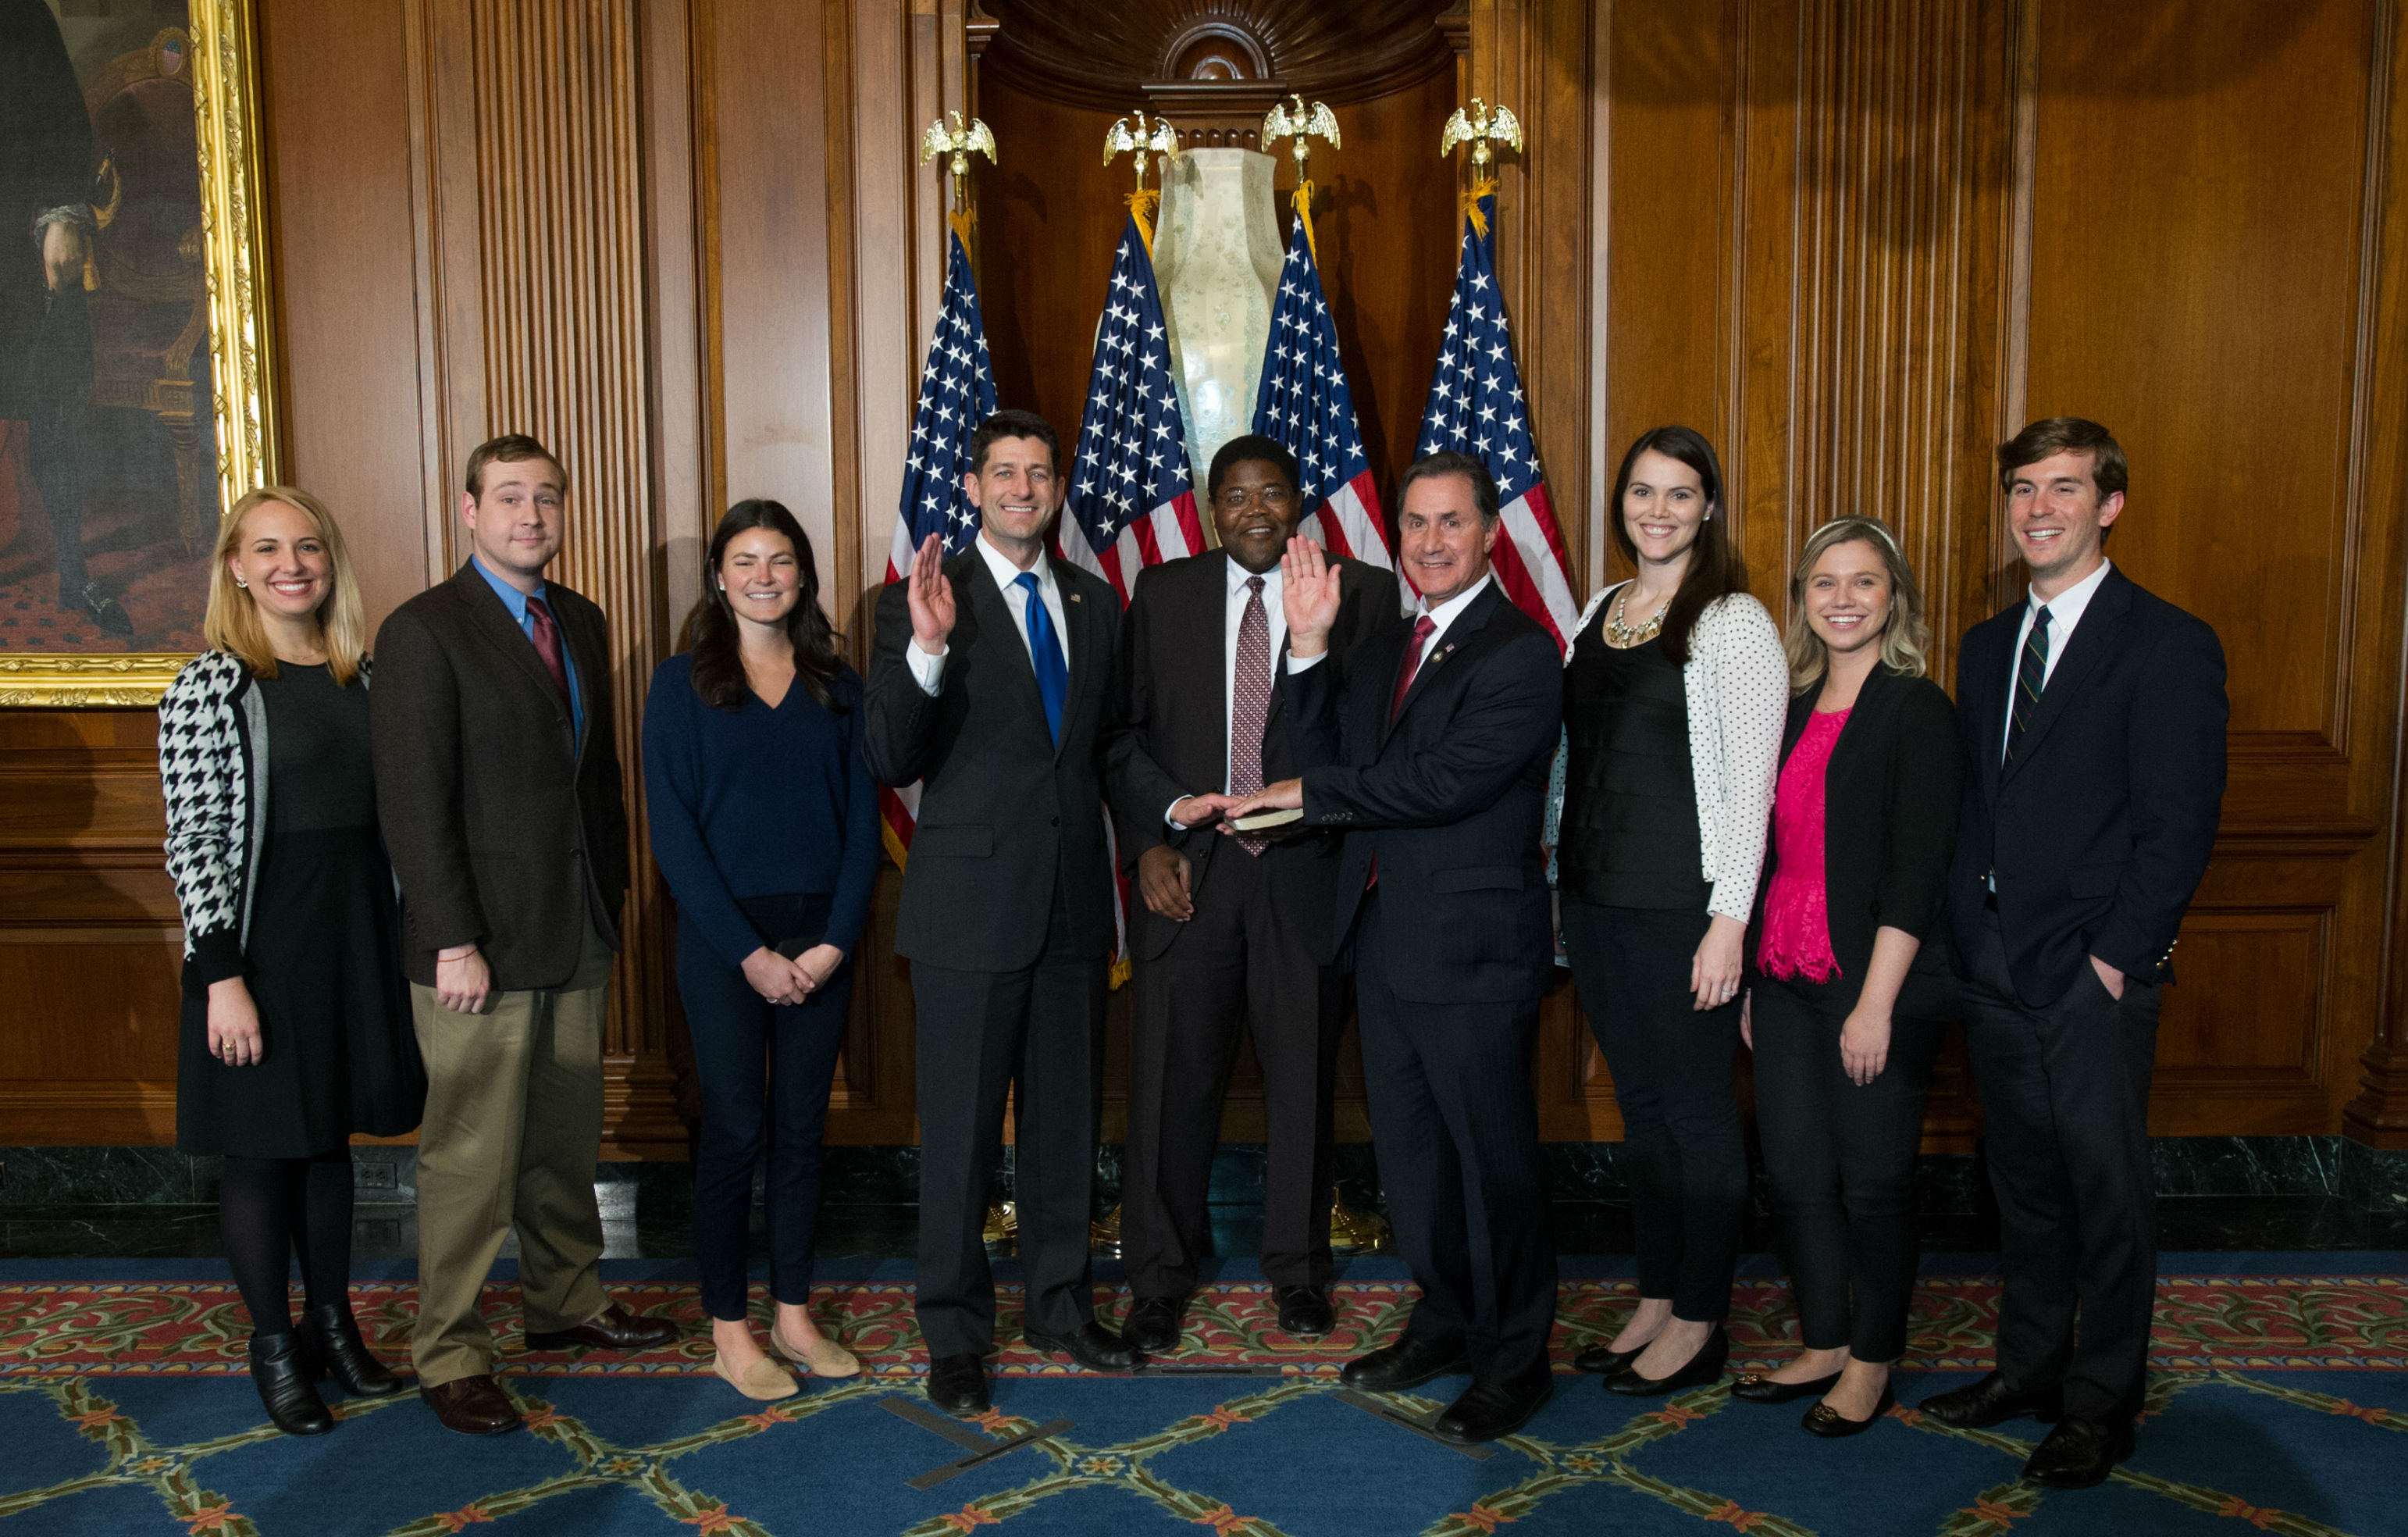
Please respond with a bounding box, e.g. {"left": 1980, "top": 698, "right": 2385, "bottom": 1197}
{"left": 645, "top": 500, "right": 881, "bottom": 1400}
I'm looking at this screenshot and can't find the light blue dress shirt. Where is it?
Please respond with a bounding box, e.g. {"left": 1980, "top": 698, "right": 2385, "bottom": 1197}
{"left": 471, "top": 555, "right": 584, "bottom": 745}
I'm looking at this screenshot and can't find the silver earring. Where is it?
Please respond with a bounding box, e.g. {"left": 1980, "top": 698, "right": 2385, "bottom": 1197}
{"left": 234, "top": 576, "right": 248, "bottom": 588}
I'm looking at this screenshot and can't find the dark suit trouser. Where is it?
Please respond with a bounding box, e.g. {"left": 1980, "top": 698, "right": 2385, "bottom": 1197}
{"left": 1123, "top": 845, "right": 1342, "bottom": 1297}
{"left": 1750, "top": 972, "right": 1943, "bottom": 1362}
{"left": 1354, "top": 891, "right": 1555, "bottom": 1383}
{"left": 911, "top": 875, "right": 1106, "bottom": 1358}
{"left": 1961, "top": 905, "right": 2161, "bottom": 1425}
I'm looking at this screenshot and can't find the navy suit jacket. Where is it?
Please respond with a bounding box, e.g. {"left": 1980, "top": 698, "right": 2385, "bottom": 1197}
{"left": 1286, "top": 579, "right": 1563, "bottom": 1005}
{"left": 1948, "top": 564, "right": 2228, "bottom": 1008}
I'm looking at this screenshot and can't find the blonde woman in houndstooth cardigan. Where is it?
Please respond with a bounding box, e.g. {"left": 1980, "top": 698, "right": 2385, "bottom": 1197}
{"left": 159, "top": 487, "right": 423, "bottom": 1438}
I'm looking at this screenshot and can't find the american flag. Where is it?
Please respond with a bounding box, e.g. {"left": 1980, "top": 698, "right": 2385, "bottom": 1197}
{"left": 1056, "top": 215, "right": 1206, "bottom": 598}
{"left": 1416, "top": 192, "right": 1579, "bottom": 648}
{"left": 1251, "top": 223, "right": 1393, "bottom": 570}
{"left": 881, "top": 229, "right": 999, "bottom": 862}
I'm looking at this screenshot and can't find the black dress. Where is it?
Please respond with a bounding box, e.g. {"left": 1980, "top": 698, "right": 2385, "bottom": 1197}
{"left": 1556, "top": 628, "right": 1711, "bottom": 909}
{"left": 176, "top": 664, "right": 424, "bottom": 1157}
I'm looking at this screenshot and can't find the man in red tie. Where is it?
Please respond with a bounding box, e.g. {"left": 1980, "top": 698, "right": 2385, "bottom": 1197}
{"left": 1221, "top": 451, "right": 1564, "bottom": 1444}
{"left": 373, "top": 434, "right": 673, "bottom": 1436}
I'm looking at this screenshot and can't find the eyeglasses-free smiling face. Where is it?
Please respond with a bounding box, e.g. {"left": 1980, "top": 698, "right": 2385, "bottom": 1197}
{"left": 230, "top": 499, "right": 333, "bottom": 621}
{"left": 1210, "top": 458, "right": 1302, "bottom": 575}
{"left": 1619, "top": 448, "right": 1710, "bottom": 568}
{"left": 717, "top": 526, "right": 800, "bottom": 626}
{"left": 1803, "top": 537, "right": 1893, "bottom": 658}
{"left": 1396, "top": 470, "right": 1498, "bottom": 607}
{"left": 2007, "top": 447, "right": 2121, "bottom": 594}
{"left": 962, "top": 435, "right": 1061, "bottom": 558}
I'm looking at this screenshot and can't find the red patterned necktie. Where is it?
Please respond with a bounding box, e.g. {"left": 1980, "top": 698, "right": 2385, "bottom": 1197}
{"left": 525, "top": 593, "right": 572, "bottom": 707}
{"left": 1230, "top": 576, "right": 1272, "bottom": 857}
{"left": 1368, "top": 614, "right": 1438, "bottom": 889}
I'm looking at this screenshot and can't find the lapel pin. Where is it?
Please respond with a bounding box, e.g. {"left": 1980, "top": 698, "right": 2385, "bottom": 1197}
{"left": 1068, "top": 592, "right": 1081, "bottom": 602}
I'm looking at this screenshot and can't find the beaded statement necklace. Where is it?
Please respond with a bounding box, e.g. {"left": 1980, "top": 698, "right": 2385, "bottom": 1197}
{"left": 1603, "top": 587, "right": 1670, "bottom": 647}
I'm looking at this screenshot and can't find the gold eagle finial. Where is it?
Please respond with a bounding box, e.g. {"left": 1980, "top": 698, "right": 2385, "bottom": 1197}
{"left": 1439, "top": 97, "right": 1523, "bottom": 168}
{"left": 1261, "top": 95, "right": 1340, "bottom": 181}
{"left": 1103, "top": 110, "right": 1180, "bottom": 193}
{"left": 919, "top": 111, "right": 996, "bottom": 212}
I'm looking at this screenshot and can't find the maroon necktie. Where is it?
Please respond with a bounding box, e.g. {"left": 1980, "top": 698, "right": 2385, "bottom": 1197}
{"left": 1230, "top": 576, "right": 1272, "bottom": 857}
{"left": 525, "top": 593, "right": 572, "bottom": 707}
{"left": 1368, "top": 615, "right": 1438, "bottom": 890}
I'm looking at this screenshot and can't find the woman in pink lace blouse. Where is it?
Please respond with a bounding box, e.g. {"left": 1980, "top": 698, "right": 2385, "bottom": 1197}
{"left": 1730, "top": 519, "right": 1961, "bottom": 1437}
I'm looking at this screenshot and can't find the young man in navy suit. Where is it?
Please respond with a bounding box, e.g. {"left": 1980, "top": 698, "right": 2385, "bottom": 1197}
{"left": 1223, "top": 451, "right": 1564, "bottom": 1444}
{"left": 1921, "top": 418, "right": 2228, "bottom": 1487}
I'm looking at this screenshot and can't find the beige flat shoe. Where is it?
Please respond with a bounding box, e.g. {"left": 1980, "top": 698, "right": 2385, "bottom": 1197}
{"left": 712, "top": 1349, "right": 798, "bottom": 1400}
{"left": 771, "top": 1327, "right": 860, "bottom": 1378}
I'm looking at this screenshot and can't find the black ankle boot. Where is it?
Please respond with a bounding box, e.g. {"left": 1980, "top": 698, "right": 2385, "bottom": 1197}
{"left": 301, "top": 1302, "right": 404, "bottom": 1398}
{"left": 250, "top": 1331, "right": 336, "bottom": 1435}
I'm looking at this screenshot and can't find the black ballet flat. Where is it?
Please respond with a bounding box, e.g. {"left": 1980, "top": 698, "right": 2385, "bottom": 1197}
{"left": 1731, "top": 1370, "right": 1842, "bottom": 1403}
{"left": 1573, "top": 1341, "right": 1646, "bottom": 1375}
{"left": 250, "top": 1331, "right": 336, "bottom": 1435}
{"left": 1802, "top": 1380, "right": 1897, "bottom": 1438}
{"left": 301, "top": 1301, "right": 405, "bottom": 1398}
{"left": 1605, "top": 1326, "right": 1729, "bottom": 1396}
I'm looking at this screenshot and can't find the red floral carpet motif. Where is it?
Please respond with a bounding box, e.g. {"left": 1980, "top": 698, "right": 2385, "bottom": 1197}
{"left": 2, "top": 1275, "right": 2400, "bottom": 1378}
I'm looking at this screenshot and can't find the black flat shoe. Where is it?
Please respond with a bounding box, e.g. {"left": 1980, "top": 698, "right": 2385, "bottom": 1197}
{"left": 1731, "top": 1370, "right": 1842, "bottom": 1403}
{"left": 1802, "top": 1380, "right": 1897, "bottom": 1437}
{"left": 1918, "top": 1371, "right": 2064, "bottom": 1428}
{"left": 2022, "top": 1414, "right": 2134, "bottom": 1489}
{"left": 250, "top": 1331, "right": 335, "bottom": 1435}
{"left": 1024, "top": 1321, "right": 1141, "bottom": 1372}
{"left": 1573, "top": 1340, "right": 1647, "bottom": 1375}
{"left": 1433, "top": 1370, "right": 1552, "bottom": 1444}
{"left": 926, "top": 1353, "right": 991, "bottom": 1414}
{"left": 1605, "top": 1326, "right": 1729, "bottom": 1396}
{"left": 1273, "top": 1285, "right": 1335, "bottom": 1338}
{"left": 1122, "top": 1296, "right": 1184, "bottom": 1356}
{"left": 301, "top": 1302, "right": 404, "bottom": 1398}
{"left": 1340, "top": 1336, "right": 1473, "bottom": 1393}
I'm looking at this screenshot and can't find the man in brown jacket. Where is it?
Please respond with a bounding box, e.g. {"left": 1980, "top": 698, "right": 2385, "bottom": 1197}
{"left": 372, "top": 433, "right": 672, "bottom": 1435}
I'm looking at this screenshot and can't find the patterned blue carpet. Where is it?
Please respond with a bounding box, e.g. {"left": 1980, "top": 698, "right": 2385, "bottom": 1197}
{"left": 4, "top": 1256, "right": 2403, "bottom": 1536}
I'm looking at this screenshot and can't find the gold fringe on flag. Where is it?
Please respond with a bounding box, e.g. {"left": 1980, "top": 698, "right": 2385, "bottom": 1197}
{"left": 1292, "top": 179, "right": 1318, "bottom": 263}
{"left": 1460, "top": 174, "right": 1500, "bottom": 238}
{"left": 947, "top": 206, "right": 977, "bottom": 250}
{"left": 1126, "top": 187, "right": 1162, "bottom": 251}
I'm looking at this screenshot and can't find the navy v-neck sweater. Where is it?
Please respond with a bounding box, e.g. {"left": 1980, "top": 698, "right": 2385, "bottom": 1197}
{"left": 642, "top": 651, "right": 882, "bottom": 968}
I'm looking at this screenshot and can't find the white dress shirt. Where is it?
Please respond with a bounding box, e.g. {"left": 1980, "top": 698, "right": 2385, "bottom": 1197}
{"left": 1164, "top": 557, "right": 1290, "bottom": 822}
{"left": 1286, "top": 572, "right": 1492, "bottom": 676}
{"left": 2000, "top": 557, "right": 2113, "bottom": 761}
{"left": 907, "top": 532, "right": 1070, "bottom": 696}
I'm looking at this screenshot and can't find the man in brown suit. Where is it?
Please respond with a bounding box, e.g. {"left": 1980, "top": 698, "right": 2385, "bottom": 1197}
{"left": 1107, "top": 435, "right": 1398, "bottom": 1353}
{"left": 372, "top": 434, "right": 673, "bottom": 1435}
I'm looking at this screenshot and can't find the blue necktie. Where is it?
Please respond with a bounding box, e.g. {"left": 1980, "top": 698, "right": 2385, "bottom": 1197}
{"left": 1015, "top": 572, "right": 1067, "bottom": 745}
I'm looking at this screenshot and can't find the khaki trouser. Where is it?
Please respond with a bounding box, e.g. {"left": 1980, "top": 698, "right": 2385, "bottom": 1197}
{"left": 409, "top": 922, "right": 614, "bottom": 1387}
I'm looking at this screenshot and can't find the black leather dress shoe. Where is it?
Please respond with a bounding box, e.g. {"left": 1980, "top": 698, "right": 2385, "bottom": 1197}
{"left": 2022, "top": 1414, "right": 2134, "bottom": 1488}
{"left": 1573, "top": 1341, "right": 1644, "bottom": 1375}
{"left": 1274, "top": 1285, "right": 1335, "bottom": 1337}
{"left": 1731, "top": 1370, "right": 1842, "bottom": 1404}
{"left": 523, "top": 1303, "right": 679, "bottom": 1353}
{"left": 1339, "top": 1336, "right": 1473, "bottom": 1393}
{"left": 1123, "top": 1296, "right": 1185, "bottom": 1355}
{"left": 1802, "top": 1380, "right": 1897, "bottom": 1438}
{"left": 250, "top": 1331, "right": 336, "bottom": 1435}
{"left": 1433, "top": 1371, "right": 1551, "bottom": 1445}
{"left": 1605, "top": 1326, "right": 1729, "bottom": 1396}
{"left": 927, "top": 1353, "right": 991, "bottom": 1414}
{"left": 1918, "top": 1371, "right": 2064, "bottom": 1429}
{"left": 301, "top": 1302, "right": 405, "bottom": 1398}
{"left": 1025, "top": 1321, "right": 1142, "bottom": 1372}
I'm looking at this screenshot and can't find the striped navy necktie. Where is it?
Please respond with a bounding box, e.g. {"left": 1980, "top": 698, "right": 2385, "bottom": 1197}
{"left": 2005, "top": 604, "right": 2052, "bottom": 762}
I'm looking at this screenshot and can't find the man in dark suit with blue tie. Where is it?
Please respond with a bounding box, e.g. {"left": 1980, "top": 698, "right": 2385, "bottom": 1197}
{"left": 863, "top": 409, "right": 1138, "bottom": 1414}
{"left": 1920, "top": 418, "right": 2228, "bottom": 1488}
{"left": 1222, "top": 451, "right": 1563, "bottom": 1444}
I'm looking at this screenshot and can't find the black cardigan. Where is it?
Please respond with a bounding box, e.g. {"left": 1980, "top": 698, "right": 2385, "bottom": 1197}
{"left": 1747, "top": 663, "right": 1961, "bottom": 1020}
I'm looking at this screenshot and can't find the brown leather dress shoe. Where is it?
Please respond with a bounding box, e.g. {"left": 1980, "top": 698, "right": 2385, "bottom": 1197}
{"left": 422, "top": 1375, "right": 522, "bottom": 1435}
{"left": 522, "top": 1303, "right": 679, "bottom": 1353}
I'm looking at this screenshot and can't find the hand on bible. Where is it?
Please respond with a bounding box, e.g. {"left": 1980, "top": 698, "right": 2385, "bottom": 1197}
{"left": 1218, "top": 778, "right": 1303, "bottom": 829}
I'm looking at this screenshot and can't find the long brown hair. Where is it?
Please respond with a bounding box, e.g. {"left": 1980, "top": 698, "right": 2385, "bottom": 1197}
{"left": 1782, "top": 517, "right": 1932, "bottom": 696}
{"left": 1606, "top": 426, "right": 1749, "bottom": 665}
{"left": 679, "top": 500, "right": 843, "bottom": 711}
{"left": 205, "top": 486, "right": 369, "bottom": 685}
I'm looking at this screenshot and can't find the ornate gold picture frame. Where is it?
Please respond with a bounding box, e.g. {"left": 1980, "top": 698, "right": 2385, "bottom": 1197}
{"left": 0, "top": 0, "right": 280, "bottom": 707}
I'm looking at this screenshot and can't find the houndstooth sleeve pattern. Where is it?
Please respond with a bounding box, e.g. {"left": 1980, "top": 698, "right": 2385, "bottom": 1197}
{"left": 1687, "top": 594, "right": 1790, "bottom": 922}
{"left": 159, "top": 651, "right": 251, "bottom": 982}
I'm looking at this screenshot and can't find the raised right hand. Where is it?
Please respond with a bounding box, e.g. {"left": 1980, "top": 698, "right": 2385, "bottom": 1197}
{"left": 908, "top": 532, "right": 957, "bottom": 653}
{"left": 1281, "top": 536, "right": 1340, "bottom": 656}
{"left": 206, "top": 976, "right": 265, "bottom": 1067}
{"left": 1137, "top": 844, "right": 1195, "bottom": 922}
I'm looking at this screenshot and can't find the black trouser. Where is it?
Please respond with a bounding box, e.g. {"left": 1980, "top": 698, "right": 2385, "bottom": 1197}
{"left": 1355, "top": 890, "right": 1555, "bottom": 1384}
{"left": 1749, "top": 972, "right": 1943, "bottom": 1362}
{"left": 1562, "top": 897, "right": 1746, "bottom": 1322}
{"left": 676, "top": 900, "right": 851, "bottom": 1323}
{"left": 1124, "top": 845, "right": 1342, "bottom": 1297}
{"left": 1961, "top": 904, "right": 2162, "bottom": 1425}
{"left": 910, "top": 873, "right": 1106, "bottom": 1358}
